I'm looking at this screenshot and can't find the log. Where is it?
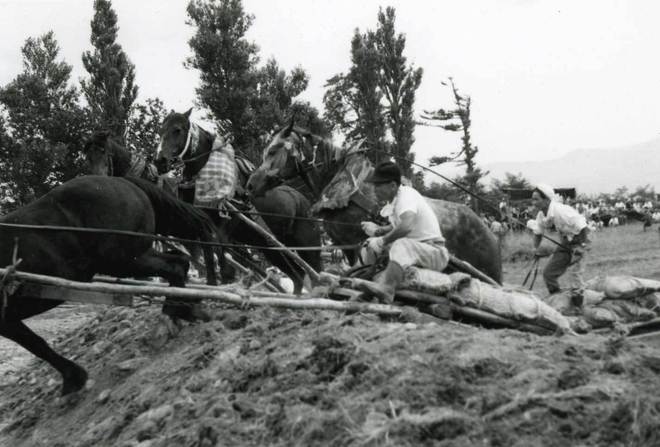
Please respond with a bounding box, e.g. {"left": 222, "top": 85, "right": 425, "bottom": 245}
{"left": 21, "top": 283, "right": 133, "bottom": 307}
{"left": 3, "top": 268, "right": 402, "bottom": 316}
{"left": 222, "top": 251, "right": 281, "bottom": 293}
{"left": 225, "top": 202, "right": 320, "bottom": 283}
{"left": 452, "top": 305, "right": 553, "bottom": 335}
{"left": 448, "top": 255, "right": 499, "bottom": 287}
{"left": 93, "top": 275, "right": 294, "bottom": 299}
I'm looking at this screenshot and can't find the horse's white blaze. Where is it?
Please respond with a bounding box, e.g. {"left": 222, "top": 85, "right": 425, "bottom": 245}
{"left": 156, "top": 139, "right": 163, "bottom": 157}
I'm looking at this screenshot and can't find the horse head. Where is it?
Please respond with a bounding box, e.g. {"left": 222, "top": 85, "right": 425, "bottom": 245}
{"left": 156, "top": 108, "right": 193, "bottom": 174}
{"left": 83, "top": 130, "right": 120, "bottom": 176}
{"left": 246, "top": 118, "right": 319, "bottom": 197}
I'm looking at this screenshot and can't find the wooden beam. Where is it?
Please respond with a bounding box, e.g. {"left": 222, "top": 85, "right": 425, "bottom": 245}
{"left": 3, "top": 268, "right": 402, "bottom": 317}
{"left": 21, "top": 283, "right": 133, "bottom": 306}
{"left": 225, "top": 202, "right": 320, "bottom": 283}
{"left": 448, "top": 255, "right": 500, "bottom": 287}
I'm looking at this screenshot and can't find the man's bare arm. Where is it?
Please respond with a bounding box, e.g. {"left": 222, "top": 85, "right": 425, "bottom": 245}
{"left": 382, "top": 211, "right": 415, "bottom": 244}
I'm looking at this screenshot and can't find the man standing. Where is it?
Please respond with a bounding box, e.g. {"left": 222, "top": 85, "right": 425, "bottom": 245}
{"left": 530, "top": 184, "right": 590, "bottom": 294}
{"left": 359, "top": 161, "right": 449, "bottom": 303}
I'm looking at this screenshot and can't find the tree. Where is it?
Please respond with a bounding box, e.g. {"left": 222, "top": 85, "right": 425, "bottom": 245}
{"left": 613, "top": 185, "right": 629, "bottom": 200}
{"left": 126, "top": 97, "right": 168, "bottom": 161}
{"left": 186, "top": 0, "right": 324, "bottom": 163}
{"left": 421, "top": 78, "right": 487, "bottom": 211}
{"left": 632, "top": 184, "right": 656, "bottom": 202}
{"left": 0, "top": 32, "right": 87, "bottom": 207}
{"left": 81, "top": 0, "right": 138, "bottom": 139}
{"left": 491, "top": 172, "right": 533, "bottom": 191}
{"left": 323, "top": 7, "right": 422, "bottom": 175}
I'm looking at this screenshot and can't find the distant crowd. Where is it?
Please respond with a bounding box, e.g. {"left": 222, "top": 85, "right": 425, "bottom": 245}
{"left": 483, "top": 196, "right": 659, "bottom": 238}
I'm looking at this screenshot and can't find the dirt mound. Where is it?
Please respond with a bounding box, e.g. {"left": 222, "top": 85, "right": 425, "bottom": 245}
{"left": 1, "top": 304, "right": 660, "bottom": 446}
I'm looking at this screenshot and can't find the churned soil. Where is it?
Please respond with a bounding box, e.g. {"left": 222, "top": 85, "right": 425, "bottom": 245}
{"left": 1, "top": 302, "right": 660, "bottom": 447}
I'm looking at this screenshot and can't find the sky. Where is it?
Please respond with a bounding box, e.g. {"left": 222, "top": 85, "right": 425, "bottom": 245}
{"left": 2, "top": 0, "right": 660, "bottom": 171}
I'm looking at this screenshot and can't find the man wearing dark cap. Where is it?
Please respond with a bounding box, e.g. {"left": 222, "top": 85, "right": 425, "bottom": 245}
{"left": 358, "top": 161, "right": 449, "bottom": 303}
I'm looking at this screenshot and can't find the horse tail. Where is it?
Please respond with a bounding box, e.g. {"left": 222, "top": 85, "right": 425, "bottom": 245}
{"left": 123, "top": 177, "right": 216, "bottom": 241}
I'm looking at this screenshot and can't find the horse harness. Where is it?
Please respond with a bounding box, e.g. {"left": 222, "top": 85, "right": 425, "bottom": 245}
{"left": 289, "top": 130, "right": 380, "bottom": 220}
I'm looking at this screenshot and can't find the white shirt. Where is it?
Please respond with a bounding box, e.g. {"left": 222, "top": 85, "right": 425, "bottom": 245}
{"left": 534, "top": 201, "right": 587, "bottom": 241}
{"left": 381, "top": 185, "right": 443, "bottom": 242}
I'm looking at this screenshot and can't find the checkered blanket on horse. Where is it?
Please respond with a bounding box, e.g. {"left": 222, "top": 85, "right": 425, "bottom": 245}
{"left": 194, "top": 134, "right": 237, "bottom": 208}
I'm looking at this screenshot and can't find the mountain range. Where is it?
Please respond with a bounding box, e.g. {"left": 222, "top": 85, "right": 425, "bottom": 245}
{"left": 483, "top": 137, "right": 660, "bottom": 195}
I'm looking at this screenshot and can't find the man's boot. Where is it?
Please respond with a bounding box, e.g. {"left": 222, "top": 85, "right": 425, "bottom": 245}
{"left": 352, "top": 261, "right": 405, "bottom": 304}
{"left": 378, "top": 261, "right": 405, "bottom": 304}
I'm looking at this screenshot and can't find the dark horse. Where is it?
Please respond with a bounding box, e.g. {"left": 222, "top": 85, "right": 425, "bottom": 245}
{"left": 83, "top": 131, "right": 158, "bottom": 181}
{"left": 83, "top": 131, "right": 221, "bottom": 286}
{"left": 0, "top": 176, "right": 219, "bottom": 395}
{"left": 246, "top": 121, "right": 503, "bottom": 283}
{"left": 153, "top": 109, "right": 321, "bottom": 293}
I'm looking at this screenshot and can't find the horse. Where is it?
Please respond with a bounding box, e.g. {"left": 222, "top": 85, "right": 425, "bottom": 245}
{"left": 246, "top": 121, "right": 503, "bottom": 283}
{"left": 0, "top": 175, "right": 219, "bottom": 395}
{"left": 154, "top": 109, "right": 321, "bottom": 293}
{"left": 83, "top": 131, "right": 222, "bottom": 286}
{"left": 623, "top": 209, "right": 654, "bottom": 231}
{"left": 83, "top": 130, "right": 158, "bottom": 181}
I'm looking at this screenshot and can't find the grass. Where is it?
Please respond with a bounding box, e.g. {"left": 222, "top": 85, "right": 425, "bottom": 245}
{"left": 501, "top": 223, "right": 660, "bottom": 296}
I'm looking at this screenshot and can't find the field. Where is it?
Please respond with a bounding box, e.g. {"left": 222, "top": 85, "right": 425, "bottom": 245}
{"left": 0, "top": 222, "right": 660, "bottom": 446}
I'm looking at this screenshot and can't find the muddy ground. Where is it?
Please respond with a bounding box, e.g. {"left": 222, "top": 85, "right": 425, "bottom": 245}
{"left": 0, "top": 300, "right": 659, "bottom": 447}
{"left": 1, "top": 226, "right": 660, "bottom": 446}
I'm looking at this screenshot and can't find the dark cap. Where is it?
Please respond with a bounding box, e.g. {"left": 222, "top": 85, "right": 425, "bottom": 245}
{"left": 366, "top": 161, "right": 402, "bottom": 184}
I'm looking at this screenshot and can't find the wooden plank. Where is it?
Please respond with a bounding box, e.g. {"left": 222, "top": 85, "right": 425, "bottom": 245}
{"left": 21, "top": 283, "right": 133, "bottom": 307}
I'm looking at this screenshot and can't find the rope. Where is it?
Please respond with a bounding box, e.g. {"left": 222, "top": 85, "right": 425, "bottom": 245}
{"left": 363, "top": 148, "right": 569, "bottom": 251}
{"left": 195, "top": 206, "right": 361, "bottom": 228}
{"left": 0, "top": 222, "right": 360, "bottom": 252}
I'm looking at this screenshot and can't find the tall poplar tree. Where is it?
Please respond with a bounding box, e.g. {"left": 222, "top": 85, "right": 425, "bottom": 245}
{"left": 81, "top": 0, "right": 138, "bottom": 139}
{"left": 186, "top": 0, "right": 325, "bottom": 162}
{"left": 323, "top": 7, "right": 422, "bottom": 174}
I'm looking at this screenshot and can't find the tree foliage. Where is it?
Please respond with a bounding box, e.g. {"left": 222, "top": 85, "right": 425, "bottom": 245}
{"left": 126, "top": 97, "right": 168, "bottom": 161}
{"left": 323, "top": 7, "right": 422, "bottom": 175}
{"left": 491, "top": 172, "right": 533, "bottom": 192}
{"left": 81, "top": 0, "right": 138, "bottom": 139}
{"left": 421, "top": 78, "right": 487, "bottom": 211}
{"left": 186, "top": 0, "right": 325, "bottom": 163}
{"left": 0, "top": 32, "right": 87, "bottom": 208}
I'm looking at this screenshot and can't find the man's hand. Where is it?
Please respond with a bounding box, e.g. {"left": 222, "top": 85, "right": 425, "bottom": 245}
{"left": 534, "top": 245, "right": 553, "bottom": 258}
{"left": 366, "top": 236, "right": 385, "bottom": 254}
{"left": 361, "top": 221, "right": 380, "bottom": 237}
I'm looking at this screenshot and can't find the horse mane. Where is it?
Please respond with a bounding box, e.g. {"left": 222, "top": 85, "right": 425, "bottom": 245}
{"left": 84, "top": 130, "right": 134, "bottom": 176}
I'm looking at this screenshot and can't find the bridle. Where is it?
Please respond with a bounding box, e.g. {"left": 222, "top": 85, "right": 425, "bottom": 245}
{"left": 273, "top": 131, "right": 381, "bottom": 220}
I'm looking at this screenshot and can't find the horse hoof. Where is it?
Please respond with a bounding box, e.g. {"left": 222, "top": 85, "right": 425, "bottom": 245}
{"left": 61, "top": 366, "right": 88, "bottom": 396}
{"left": 162, "top": 303, "right": 212, "bottom": 323}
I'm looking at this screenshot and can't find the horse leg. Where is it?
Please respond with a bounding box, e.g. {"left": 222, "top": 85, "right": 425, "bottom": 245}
{"left": 103, "top": 250, "right": 208, "bottom": 322}
{"left": 128, "top": 251, "right": 208, "bottom": 321}
{"left": 0, "top": 319, "right": 87, "bottom": 395}
{"left": 212, "top": 220, "right": 236, "bottom": 284}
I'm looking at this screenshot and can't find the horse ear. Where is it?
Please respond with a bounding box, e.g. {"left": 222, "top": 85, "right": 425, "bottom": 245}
{"left": 184, "top": 108, "right": 193, "bottom": 118}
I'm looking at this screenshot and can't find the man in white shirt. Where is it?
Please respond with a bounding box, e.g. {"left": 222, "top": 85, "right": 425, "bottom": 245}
{"left": 358, "top": 161, "right": 449, "bottom": 303}
{"left": 531, "top": 184, "right": 590, "bottom": 294}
